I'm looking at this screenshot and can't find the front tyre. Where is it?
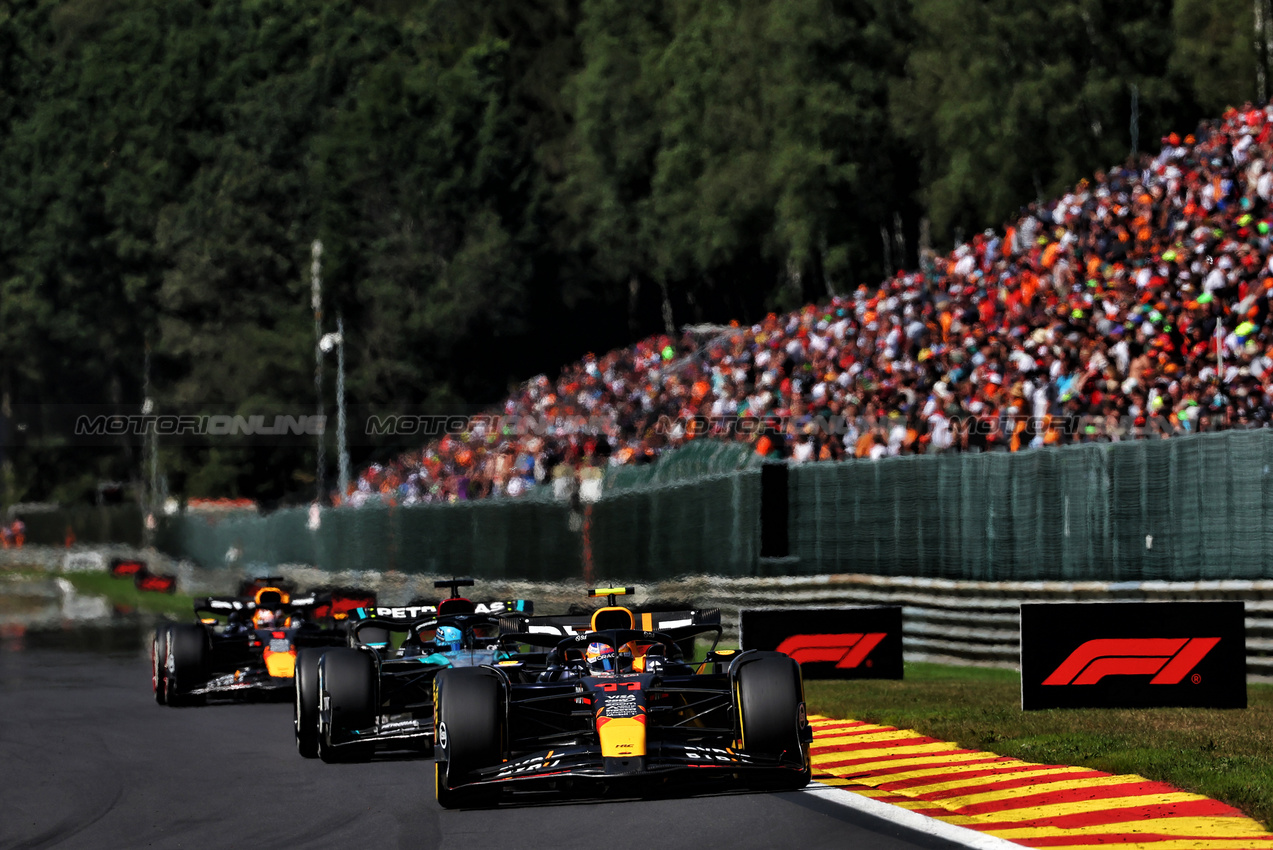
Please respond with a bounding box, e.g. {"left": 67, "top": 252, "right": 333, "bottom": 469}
{"left": 317, "top": 648, "right": 376, "bottom": 763}
{"left": 152, "top": 625, "right": 172, "bottom": 705}
{"left": 435, "top": 668, "right": 503, "bottom": 809}
{"left": 294, "top": 648, "right": 325, "bottom": 758}
{"left": 165, "top": 624, "right": 208, "bottom": 707}
{"left": 735, "top": 653, "right": 810, "bottom": 789}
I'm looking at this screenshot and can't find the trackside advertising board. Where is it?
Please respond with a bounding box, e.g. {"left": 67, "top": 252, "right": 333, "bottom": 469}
{"left": 1020, "top": 601, "right": 1246, "bottom": 710}
{"left": 740, "top": 607, "right": 903, "bottom": 680}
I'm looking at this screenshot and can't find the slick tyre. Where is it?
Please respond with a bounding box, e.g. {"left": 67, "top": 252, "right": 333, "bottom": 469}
{"left": 152, "top": 625, "right": 172, "bottom": 705}
{"left": 435, "top": 668, "right": 503, "bottom": 809}
{"left": 317, "top": 648, "right": 376, "bottom": 763}
{"left": 165, "top": 624, "right": 208, "bottom": 707}
{"left": 294, "top": 648, "right": 325, "bottom": 758}
{"left": 735, "top": 653, "right": 810, "bottom": 789}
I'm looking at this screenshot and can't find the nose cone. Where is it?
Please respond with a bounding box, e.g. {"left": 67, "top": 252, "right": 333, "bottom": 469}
{"left": 264, "top": 649, "right": 296, "bottom": 678}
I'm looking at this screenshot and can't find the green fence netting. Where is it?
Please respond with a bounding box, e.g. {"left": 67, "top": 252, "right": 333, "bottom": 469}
{"left": 158, "top": 429, "right": 1273, "bottom": 582}
{"left": 602, "top": 440, "right": 760, "bottom": 493}
{"left": 157, "top": 466, "right": 762, "bottom": 581}
{"left": 789, "top": 428, "right": 1273, "bottom": 581}
{"left": 16, "top": 505, "right": 144, "bottom": 546}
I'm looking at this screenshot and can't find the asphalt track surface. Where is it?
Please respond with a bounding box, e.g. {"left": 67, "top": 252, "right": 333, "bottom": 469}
{"left": 0, "top": 640, "right": 980, "bottom": 850}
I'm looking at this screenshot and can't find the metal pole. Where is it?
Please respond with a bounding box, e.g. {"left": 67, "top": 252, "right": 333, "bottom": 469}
{"left": 1258, "top": 0, "right": 1268, "bottom": 103}
{"left": 336, "top": 314, "right": 349, "bottom": 501}
{"left": 1129, "top": 83, "right": 1139, "bottom": 156}
{"left": 1216, "top": 321, "right": 1224, "bottom": 375}
{"left": 143, "top": 344, "right": 156, "bottom": 545}
{"left": 311, "top": 240, "right": 325, "bottom": 503}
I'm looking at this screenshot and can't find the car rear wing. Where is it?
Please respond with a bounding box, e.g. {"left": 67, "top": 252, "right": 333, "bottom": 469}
{"left": 194, "top": 596, "right": 252, "bottom": 616}
{"left": 522, "top": 607, "right": 721, "bottom": 637}
{"left": 351, "top": 599, "right": 533, "bottom": 624}
{"left": 290, "top": 587, "right": 377, "bottom": 621}
{"left": 499, "top": 623, "right": 723, "bottom": 658}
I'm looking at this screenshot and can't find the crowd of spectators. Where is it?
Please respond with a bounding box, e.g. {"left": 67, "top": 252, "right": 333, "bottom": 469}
{"left": 345, "top": 101, "right": 1273, "bottom": 506}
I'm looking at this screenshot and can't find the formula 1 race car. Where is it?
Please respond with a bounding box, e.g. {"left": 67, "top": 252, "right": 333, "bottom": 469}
{"left": 432, "top": 588, "right": 811, "bottom": 807}
{"left": 295, "top": 579, "right": 534, "bottom": 762}
{"left": 151, "top": 581, "right": 375, "bottom": 706}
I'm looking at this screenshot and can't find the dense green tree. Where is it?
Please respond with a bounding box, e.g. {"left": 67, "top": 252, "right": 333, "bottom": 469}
{"left": 0, "top": 0, "right": 1267, "bottom": 505}
{"left": 894, "top": 0, "right": 1183, "bottom": 241}
{"left": 560, "top": 0, "right": 911, "bottom": 326}
{"left": 1172, "top": 0, "right": 1264, "bottom": 114}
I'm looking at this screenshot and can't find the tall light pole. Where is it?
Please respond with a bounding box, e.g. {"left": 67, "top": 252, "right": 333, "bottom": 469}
{"left": 311, "top": 239, "right": 325, "bottom": 503}
{"left": 319, "top": 321, "right": 349, "bottom": 501}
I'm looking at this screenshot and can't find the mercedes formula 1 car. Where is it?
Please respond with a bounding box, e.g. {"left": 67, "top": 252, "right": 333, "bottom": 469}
{"left": 295, "top": 579, "right": 534, "bottom": 762}
{"left": 432, "top": 588, "right": 811, "bottom": 807}
{"left": 151, "top": 580, "right": 374, "bottom": 706}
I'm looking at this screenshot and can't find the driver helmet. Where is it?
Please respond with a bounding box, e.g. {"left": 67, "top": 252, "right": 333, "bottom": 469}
{"left": 585, "top": 641, "right": 631, "bottom": 673}
{"left": 254, "top": 608, "right": 277, "bottom": 627}
{"left": 436, "top": 624, "right": 463, "bottom": 652}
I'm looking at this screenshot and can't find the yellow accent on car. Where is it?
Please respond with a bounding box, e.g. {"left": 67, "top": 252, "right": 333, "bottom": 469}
{"left": 263, "top": 649, "right": 296, "bottom": 678}
{"left": 598, "top": 716, "right": 646, "bottom": 757}
{"left": 591, "top": 606, "right": 635, "bottom": 631}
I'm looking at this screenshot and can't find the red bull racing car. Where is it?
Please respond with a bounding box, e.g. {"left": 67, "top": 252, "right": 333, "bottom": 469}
{"left": 151, "top": 580, "right": 374, "bottom": 706}
{"left": 432, "top": 588, "right": 812, "bottom": 807}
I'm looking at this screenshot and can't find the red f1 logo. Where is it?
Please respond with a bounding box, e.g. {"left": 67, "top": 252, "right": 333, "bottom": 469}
{"left": 776, "top": 633, "right": 887, "bottom": 668}
{"left": 1043, "top": 638, "right": 1221, "bottom": 686}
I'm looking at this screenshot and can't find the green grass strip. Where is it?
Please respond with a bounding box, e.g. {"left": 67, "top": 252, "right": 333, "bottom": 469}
{"left": 4, "top": 565, "right": 195, "bottom": 618}
{"left": 806, "top": 662, "right": 1273, "bottom": 830}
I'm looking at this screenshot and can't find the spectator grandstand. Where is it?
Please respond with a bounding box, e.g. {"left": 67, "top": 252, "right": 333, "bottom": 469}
{"left": 346, "top": 101, "right": 1273, "bottom": 506}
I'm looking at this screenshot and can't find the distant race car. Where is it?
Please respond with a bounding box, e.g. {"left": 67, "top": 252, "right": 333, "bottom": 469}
{"left": 295, "top": 579, "right": 534, "bottom": 762}
{"left": 151, "top": 580, "right": 375, "bottom": 706}
{"left": 431, "top": 588, "right": 810, "bottom": 807}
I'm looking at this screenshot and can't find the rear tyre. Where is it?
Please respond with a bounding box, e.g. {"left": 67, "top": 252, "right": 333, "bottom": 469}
{"left": 735, "top": 653, "right": 810, "bottom": 789}
{"left": 435, "top": 668, "right": 503, "bottom": 809}
{"left": 152, "top": 625, "right": 172, "bottom": 705}
{"left": 318, "top": 648, "right": 376, "bottom": 763}
{"left": 165, "top": 624, "right": 208, "bottom": 707}
{"left": 295, "top": 648, "right": 325, "bottom": 758}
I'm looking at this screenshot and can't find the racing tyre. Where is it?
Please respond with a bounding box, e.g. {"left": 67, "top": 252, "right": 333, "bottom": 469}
{"left": 318, "top": 648, "right": 376, "bottom": 763}
{"left": 735, "top": 653, "right": 810, "bottom": 790}
{"left": 434, "top": 667, "right": 503, "bottom": 809}
{"left": 294, "top": 648, "right": 325, "bottom": 758}
{"left": 165, "top": 624, "right": 208, "bottom": 707}
{"left": 152, "top": 625, "right": 172, "bottom": 705}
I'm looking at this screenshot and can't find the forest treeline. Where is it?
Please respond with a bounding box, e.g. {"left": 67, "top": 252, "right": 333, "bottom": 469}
{"left": 0, "top": 0, "right": 1263, "bottom": 503}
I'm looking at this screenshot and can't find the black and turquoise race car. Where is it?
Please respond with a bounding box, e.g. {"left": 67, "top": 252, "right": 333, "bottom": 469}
{"left": 294, "top": 579, "right": 533, "bottom": 762}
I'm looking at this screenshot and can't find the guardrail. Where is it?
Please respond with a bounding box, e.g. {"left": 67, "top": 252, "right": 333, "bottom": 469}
{"left": 254, "top": 567, "right": 1273, "bottom": 683}
{"left": 641, "top": 574, "right": 1273, "bottom": 683}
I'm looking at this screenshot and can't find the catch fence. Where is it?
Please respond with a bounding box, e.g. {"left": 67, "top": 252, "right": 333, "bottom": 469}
{"left": 156, "top": 429, "right": 1273, "bottom": 582}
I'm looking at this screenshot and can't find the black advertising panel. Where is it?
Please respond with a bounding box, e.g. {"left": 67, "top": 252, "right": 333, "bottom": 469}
{"left": 740, "top": 607, "right": 903, "bottom": 680}
{"left": 1020, "top": 601, "right": 1246, "bottom": 710}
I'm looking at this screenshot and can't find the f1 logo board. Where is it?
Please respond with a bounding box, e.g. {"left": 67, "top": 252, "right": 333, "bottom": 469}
{"left": 740, "top": 607, "right": 903, "bottom": 679}
{"left": 1020, "top": 601, "right": 1246, "bottom": 710}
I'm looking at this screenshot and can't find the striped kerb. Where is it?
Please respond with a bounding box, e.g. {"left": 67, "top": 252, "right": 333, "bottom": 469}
{"left": 809, "top": 716, "right": 1273, "bottom": 849}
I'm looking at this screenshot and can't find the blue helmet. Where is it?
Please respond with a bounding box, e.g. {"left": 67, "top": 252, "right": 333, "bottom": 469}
{"left": 436, "top": 625, "right": 463, "bottom": 651}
